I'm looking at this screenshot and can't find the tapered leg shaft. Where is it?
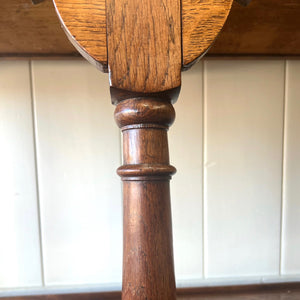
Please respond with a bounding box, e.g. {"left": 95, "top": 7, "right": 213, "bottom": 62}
{"left": 113, "top": 92, "right": 178, "bottom": 300}
{"left": 122, "top": 181, "right": 175, "bottom": 299}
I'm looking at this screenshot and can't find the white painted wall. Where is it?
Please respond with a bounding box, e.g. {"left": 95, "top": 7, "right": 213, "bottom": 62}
{"left": 0, "top": 61, "right": 42, "bottom": 289}
{"left": 282, "top": 61, "right": 300, "bottom": 275}
{"left": 0, "top": 59, "right": 299, "bottom": 296}
{"left": 204, "top": 60, "right": 284, "bottom": 278}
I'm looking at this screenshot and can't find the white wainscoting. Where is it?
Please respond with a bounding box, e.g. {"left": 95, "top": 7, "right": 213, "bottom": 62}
{"left": 0, "top": 61, "right": 42, "bottom": 288}
{"left": 281, "top": 61, "right": 300, "bottom": 275}
{"left": 204, "top": 60, "right": 284, "bottom": 278}
{"left": 31, "top": 61, "right": 122, "bottom": 286}
{"left": 0, "top": 59, "right": 299, "bottom": 295}
{"left": 170, "top": 62, "right": 204, "bottom": 281}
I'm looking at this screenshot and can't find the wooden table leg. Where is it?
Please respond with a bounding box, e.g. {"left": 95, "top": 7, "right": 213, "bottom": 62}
{"left": 113, "top": 89, "right": 179, "bottom": 299}
{"left": 52, "top": 0, "right": 234, "bottom": 298}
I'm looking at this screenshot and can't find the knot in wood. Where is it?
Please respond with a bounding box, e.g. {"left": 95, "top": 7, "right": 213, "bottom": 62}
{"left": 114, "top": 98, "right": 175, "bottom": 129}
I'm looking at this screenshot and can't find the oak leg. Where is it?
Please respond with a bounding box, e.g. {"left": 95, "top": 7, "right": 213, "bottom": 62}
{"left": 113, "top": 92, "right": 177, "bottom": 300}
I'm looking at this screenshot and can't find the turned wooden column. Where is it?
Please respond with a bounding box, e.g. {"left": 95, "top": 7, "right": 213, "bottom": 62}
{"left": 113, "top": 91, "right": 178, "bottom": 299}
{"left": 107, "top": 0, "right": 182, "bottom": 296}
{"left": 53, "top": 0, "right": 234, "bottom": 298}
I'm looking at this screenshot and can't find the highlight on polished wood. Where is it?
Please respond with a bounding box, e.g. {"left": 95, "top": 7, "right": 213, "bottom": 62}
{"left": 53, "top": 0, "right": 107, "bottom": 71}
{"left": 113, "top": 88, "right": 178, "bottom": 299}
{"left": 182, "top": 0, "right": 233, "bottom": 67}
{"left": 106, "top": 0, "right": 181, "bottom": 92}
{"left": 1, "top": 0, "right": 300, "bottom": 58}
{"left": 53, "top": 0, "right": 233, "bottom": 73}
{"left": 52, "top": 0, "right": 234, "bottom": 299}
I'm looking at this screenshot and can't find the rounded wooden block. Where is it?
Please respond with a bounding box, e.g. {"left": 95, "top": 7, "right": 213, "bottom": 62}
{"left": 182, "top": 0, "right": 233, "bottom": 68}
{"left": 53, "top": 0, "right": 108, "bottom": 72}
{"left": 53, "top": 0, "right": 233, "bottom": 72}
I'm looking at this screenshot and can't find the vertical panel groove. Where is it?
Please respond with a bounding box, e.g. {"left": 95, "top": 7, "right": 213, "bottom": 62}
{"left": 279, "top": 60, "right": 288, "bottom": 276}
{"left": 169, "top": 62, "right": 203, "bottom": 281}
{"left": 202, "top": 60, "right": 207, "bottom": 279}
{"left": 204, "top": 60, "right": 284, "bottom": 277}
{"left": 281, "top": 60, "right": 300, "bottom": 274}
{"left": 0, "top": 60, "right": 42, "bottom": 287}
{"left": 33, "top": 61, "right": 122, "bottom": 285}
{"left": 29, "top": 60, "right": 46, "bottom": 286}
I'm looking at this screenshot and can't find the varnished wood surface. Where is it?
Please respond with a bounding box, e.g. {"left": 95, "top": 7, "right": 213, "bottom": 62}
{"left": 106, "top": 3, "right": 183, "bottom": 295}
{"left": 19, "top": 0, "right": 298, "bottom": 299}
{"left": 3, "top": 283, "right": 300, "bottom": 299}
{"left": 122, "top": 181, "right": 175, "bottom": 299}
{"left": 178, "top": 290, "right": 300, "bottom": 299}
{"left": 1, "top": 0, "right": 300, "bottom": 58}
{"left": 53, "top": 0, "right": 107, "bottom": 71}
{"left": 54, "top": 0, "right": 232, "bottom": 74}
{"left": 182, "top": 0, "right": 233, "bottom": 67}
{"left": 114, "top": 92, "right": 178, "bottom": 299}
{"left": 0, "top": 0, "right": 76, "bottom": 57}
{"left": 209, "top": 0, "right": 300, "bottom": 56}
{"left": 106, "top": 0, "right": 181, "bottom": 92}
{"left": 177, "top": 284, "right": 300, "bottom": 299}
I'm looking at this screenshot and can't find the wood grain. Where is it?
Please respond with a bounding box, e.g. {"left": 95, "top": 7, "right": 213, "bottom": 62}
{"left": 182, "top": 0, "right": 233, "bottom": 67}
{"left": 114, "top": 91, "right": 178, "bottom": 299}
{"left": 122, "top": 181, "right": 175, "bottom": 299}
{"left": 209, "top": 0, "right": 300, "bottom": 56}
{"left": 106, "top": 0, "right": 181, "bottom": 92}
{"left": 2, "top": 0, "right": 300, "bottom": 58}
{"left": 53, "top": 0, "right": 107, "bottom": 71}
{"left": 0, "top": 0, "right": 76, "bottom": 57}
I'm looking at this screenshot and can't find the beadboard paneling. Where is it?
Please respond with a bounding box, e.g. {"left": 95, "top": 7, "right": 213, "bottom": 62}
{"left": 204, "top": 60, "right": 285, "bottom": 278}
{"left": 1, "top": 59, "right": 300, "bottom": 294}
{"left": 31, "top": 61, "right": 122, "bottom": 285}
{"left": 170, "top": 62, "right": 204, "bottom": 281}
{"left": 0, "top": 61, "right": 42, "bottom": 287}
{"left": 281, "top": 61, "right": 300, "bottom": 275}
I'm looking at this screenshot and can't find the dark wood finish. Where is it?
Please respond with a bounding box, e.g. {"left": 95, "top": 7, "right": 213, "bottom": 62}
{"left": 0, "top": 0, "right": 77, "bottom": 57}
{"left": 49, "top": 0, "right": 300, "bottom": 298}
{"left": 209, "top": 0, "right": 300, "bottom": 56}
{"left": 234, "top": 0, "right": 251, "bottom": 6}
{"left": 52, "top": 0, "right": 233, "bottom": 298}
{"left": 104, "top": 0, "right": 184, "bottom": 295}
{"left": 177, "top": 282, "right": 300, "bottom": 296}
{"left": 1, "top": 0, "right": 300, "bottom": 58}
{"left": 122, "top": 181, "right": 175, "bottom": 299}
{"left": 113, "top": 89, "right": 179, "bottom": 299}
{"left": 32, "top": 0, "right": 45, "bottom": 4}
{"left": 3, "top": 283, "right": 300, "bottom": 299}
{"left": 3, "top": 292, "right": 121, "bottom": 300}
{"left": 2, "top": 0, "right": 298, "bottom": 298}
{"left": 54, "top": 0, "right": 228, "bottom": 297}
